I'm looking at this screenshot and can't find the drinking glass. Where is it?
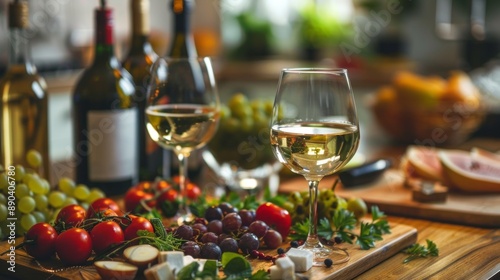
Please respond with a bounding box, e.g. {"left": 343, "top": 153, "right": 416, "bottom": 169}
{"left": 270, "top": 68, "right": 360, "bottom": 260}
{"left": 146, "top": 57, "right": 220, "bottom": 224}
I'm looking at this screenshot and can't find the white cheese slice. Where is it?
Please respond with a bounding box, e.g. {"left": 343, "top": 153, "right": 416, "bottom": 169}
{"left": 276, "top": 256, "right": 295, "bottom": 279}
{"left": 144, "top": 261, "right": 175, "bottom": 280}
{"left": 286, "top": 248, "right": 313, "bottom": 272}
{"left": 158, "top": 251, "right": 184, "bottom": 275}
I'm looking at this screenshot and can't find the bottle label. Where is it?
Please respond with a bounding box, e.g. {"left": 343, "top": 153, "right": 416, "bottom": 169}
{"left": 87, "top": 108, "right": 138, "bottom": 181}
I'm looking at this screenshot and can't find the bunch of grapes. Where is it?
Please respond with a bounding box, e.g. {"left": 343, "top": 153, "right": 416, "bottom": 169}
{"left": 282, "top": 189, "right": 347, "bottom": 224}
{"left": 208, "top": 93, "right": 281, "bottom": 170}
{"left": 175, "top": 202, "right": 283, "bottom": 260}
{"left": 0, "top": 150, "right": 105, "bottom": 238}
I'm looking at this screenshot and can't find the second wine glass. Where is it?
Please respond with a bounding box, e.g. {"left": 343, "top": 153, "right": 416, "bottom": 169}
{"left": 146, "top": 57, "right": 220, "bottom": 224}
{"left": 270, "top": 68, "right": 360, "bottom": 260}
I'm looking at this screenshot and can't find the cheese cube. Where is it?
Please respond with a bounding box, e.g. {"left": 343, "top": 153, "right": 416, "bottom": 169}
{"left": 276, "top": 256, "right": 295, "bottom": 279}
{"left": 158, "top": 251, "right": 184, "bottom": 275}
{"left": 286, "top": 248, "right": 313, "bottom": 272}
{"left": 269, "top": 265, "right": 283, "bottom": 280}
{"left": 144, "top": 262, "right": 175, "bottom": 280}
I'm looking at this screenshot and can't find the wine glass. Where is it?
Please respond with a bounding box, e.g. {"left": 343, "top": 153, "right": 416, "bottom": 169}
{"left": 270, "top": 68, "right": 360, "bottom": 261}
{"left": 146, "top": 57, "right": 220, "bottom": 224}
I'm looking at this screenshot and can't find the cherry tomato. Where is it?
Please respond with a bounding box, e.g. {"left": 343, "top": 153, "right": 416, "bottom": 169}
{"left": 157, "top": 188, "right": 178, "bottom": 204}
{"left": 124, "top": 187, "right": 155, "bottom": 213}
{"left": 55, "top": 228, "right": 93, "bottom": 265}
{"left": 124, "top": 216, "right": 154, "bottom": 241}
{"left": 156, "top": 180, "right": 172, "bottom": 192}
{"left": 90, "top": 221, "right": 124, "bottom": 254}
{"left": 87, "top": 198, "right": 122, "bottom": 218}
{"left": 55, "top": 204, "right": 86, "bottom": 228}
{"left": 24, "top": 223, "right": 58, "bottom": 260}
{"left": 255, "top": 202, "right": 292, "bottom": 239}
{"left": 186, "top": 183, "right": 201, "bottom": 200}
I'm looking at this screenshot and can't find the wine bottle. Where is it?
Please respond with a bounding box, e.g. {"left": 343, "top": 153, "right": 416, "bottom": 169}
{"left": 0, "top": 0, "right": 50, "bottom": 179}
{"left": 168, "top": 0, "right": 204, "bottom": 178}
{"left": 122, "top": 0, "right": 166, "bottom": 181}
{"left": 72, "top": 1, "right": 138, "bottom": 196}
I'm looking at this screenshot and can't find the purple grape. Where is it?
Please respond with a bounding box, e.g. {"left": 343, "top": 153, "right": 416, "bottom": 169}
{"left": 181, "top": 241, "right": 200, "bottom": 258}
{"left": 207, "top": 220, "right": 223, "bottom": 235}
{"left": 238, "top": 209, "right": 255, "bottom": 226}
{"left": 200, "top": 232, "right": 219, "bottom": 244}
{"left": 263, "top": 229, "right": 282, "bottom": 249}
{"left": 222, "top": 212, "right": 242, "bottom": 233}
{"left": 200, "top": 242, "right": 222, "bottom": 260}
{"left": 191, "top": 223, "right": 207, "bottom": 236}
{"left": 218, "top": 202, "right": 237, "bottom": 215}
{"left": 174, "top": 224, "right": 193, "bottom": 240}
{"left": 238, "top": 232, "right": 259, "bottom": 254}
{"left": 205, "top": 206, "right": 223, "bottom": 221}
{"left": 219, "top": 238, "right": 239, "bottom": 253}
{"left": 248, "top": 220, "right": 269, "bottom": 238}
{"left": 217, "top": 233, "right": 231, "bottom": 244}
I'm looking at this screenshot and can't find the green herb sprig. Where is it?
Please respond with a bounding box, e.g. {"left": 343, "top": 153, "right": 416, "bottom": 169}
{"left": 290, "top": 206, "right": 391, "bottom": 250}
{"left": 403, "top": 239, "right": 439, "bottom": 263}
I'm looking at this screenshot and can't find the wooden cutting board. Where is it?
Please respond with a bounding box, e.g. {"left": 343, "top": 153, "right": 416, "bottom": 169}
{"left": 0, "top": 223, "right": 416, "bottom": 280}
{"left": 280, "top": 170, "right": 500, "bottom": 228}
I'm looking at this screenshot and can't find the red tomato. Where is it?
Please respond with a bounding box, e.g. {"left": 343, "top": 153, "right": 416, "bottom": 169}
{"left": 124, "top": 187, "right": 155, "bottom": 213}
{"left": 157, "top": 188, "right": 178, "bottom": 204}
{"left": 255, "top": 202, "right": 292, "bottom": 239}
{"left": 55, "top": 228, "right": 93, "bottom": 265}
{"left": 124, "top": 216, "right": 154, "bottom": 241}
{"left": 186, "top": 183, "right": 201, "bottom": 200}
{"left": 87, "top": 198, "right": 122, "bottom": 218}
{"left": 156, "top": 180, "right": 172, "bottom": 191}
{"left": 90, "top": 221, "right": 124, "bottom": 254}
{"left": 55, "top": 204, "right": 86, "bottom": 228}
{"left": 24, "top": 223, "right": 58, "bottom": 260}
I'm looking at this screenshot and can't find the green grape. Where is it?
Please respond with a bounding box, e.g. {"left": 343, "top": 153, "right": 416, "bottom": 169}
{"left": 15, "top": 183, "right": 31, "bottom": 199}
{"left": 18, "top": 196, "right": 36, "bottom": 214}
{"left": 221, "top": 117, "right": 240, "bottom": 133}
{"left": 41, "top": 208, "right": 53, "bottom": 222}
{"left": 49, "top": 208, "right": 61, "bottom": 224}
{"left": 0, "top": 193, "right": 6, "bottom": 205}
{"left": 79, "top": 202, "right": 89, "bottom": 211}
{"left": 73, "top": 184, "right": 90, "bottom": 201}
{"left": 34, "top": 194, "right": 49, "bottom": 211}
{"left": 62, "top": 197, "right": 78, "bottom": 207}
{"left": 32, "top": 211, "right": 46, "bottom": 223}
{"left": 220, "top": 104, "right": 231, "bottom": 119}
{"left": 48, "top": 191, "right": 66, "bottom": 208}
{"left": 40, "top": 179, "right": 50, "bottom": 195}
{"left": 22, "top": 173, "right": 36, "bottom": 185}
{"left": 28, "top": 177, "right": 46, "bottom": 194}
{"left": 0, "top": 205, "right": 7, "bottom": 222}
{"left": 240, "top": 116, "right": 254, "bottom": 133}
{"left": 20, "top": 213, "right": 37, "bottom": 231}
{"left": 0, "top": 173, "right": 9, "bottom": 192}
{"left": 13, "top": 165, "right": 25, "bottom": 181}
{"left": 58, "top": 177, "right": 76, "bottom": 195}
{"left": 26, "top": 149, "right": 43, "bottom": 168}
{"left": 85, "top": 188, "right": 105, "bottom": 204}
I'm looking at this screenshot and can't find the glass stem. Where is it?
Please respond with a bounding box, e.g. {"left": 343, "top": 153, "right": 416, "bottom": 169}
{"left": 305, "top": 179, "right": 321, "bottom": 248}
{"left": 177, "top": 152, "right": 191, "bottom": 218}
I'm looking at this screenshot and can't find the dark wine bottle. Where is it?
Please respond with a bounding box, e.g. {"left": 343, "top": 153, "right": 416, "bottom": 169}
{"left": 72, "top": 1, "right": 138, "bottom": 196}
{"left": 123, "top": 0, "right": 166, "bottom": 181}
{"left": 0, "top": 0, "right": 50, "bottom": 180}
{"left": 168, "top": 0, "right": 204, "bottom": 178}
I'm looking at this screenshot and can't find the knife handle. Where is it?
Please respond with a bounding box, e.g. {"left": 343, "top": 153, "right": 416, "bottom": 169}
{"left": 338, "top": 158, "right": 392, "bottom": 187}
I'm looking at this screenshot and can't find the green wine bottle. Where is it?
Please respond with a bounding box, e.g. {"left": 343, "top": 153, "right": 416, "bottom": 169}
{"left": 72, "top": 1, "right": 137, "bottom": 195}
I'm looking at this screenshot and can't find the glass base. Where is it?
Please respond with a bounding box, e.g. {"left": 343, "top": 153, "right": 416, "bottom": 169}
{"left": 299, "top": 244, "right": 351, "bottom": 266}
{"left": 175, "top": 211, "right": 195, "bottom": 225}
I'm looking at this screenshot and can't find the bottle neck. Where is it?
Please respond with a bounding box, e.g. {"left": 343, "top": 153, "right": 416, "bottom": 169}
{"left": 169, "top": 0, "right": 197, "bottom": 57}
{"left": 8, "top": 28, "right": 35, "bottom": 73}
{"left": 94, "top": 8, "right": 115, "bottom": 63}
{"left": 129, "top": 0, "right": 154, "bottom": 55}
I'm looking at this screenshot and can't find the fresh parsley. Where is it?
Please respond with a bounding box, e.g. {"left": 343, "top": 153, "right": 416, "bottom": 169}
{"left": 403, "top": 239, "right": 439, "bottom": 263}
{"left": 290, "top": 206, "right": 391, "bottom": 250}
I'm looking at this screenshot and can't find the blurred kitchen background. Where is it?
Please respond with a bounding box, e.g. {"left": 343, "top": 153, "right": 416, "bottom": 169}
{"left": 1, "top": 0, "right": 499, "bottom": 165}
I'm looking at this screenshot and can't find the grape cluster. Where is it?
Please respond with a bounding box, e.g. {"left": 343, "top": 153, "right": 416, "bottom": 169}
{"left": 208, "top": 93, "right": 280, "bottom": 170}
{"left": 282, "top": 189, "right": 347, "bottom": 223}
{"left": 0, "top": 150, "right": 105, "bottom": 237}
{"left": 175, "top": 202, "right": 283, "bottom": 260}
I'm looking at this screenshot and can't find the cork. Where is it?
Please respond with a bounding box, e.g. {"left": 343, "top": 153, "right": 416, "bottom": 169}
{"left": 8, "top": 1, "right": 29, "bottom": 29}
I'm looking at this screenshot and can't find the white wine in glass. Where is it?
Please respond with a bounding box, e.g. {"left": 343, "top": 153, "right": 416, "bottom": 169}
{"left": 270, "top": 68, "right": 360, "bottom": 261}
{"left": 146, "top": 57, "right": 220, "bottom": 224}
